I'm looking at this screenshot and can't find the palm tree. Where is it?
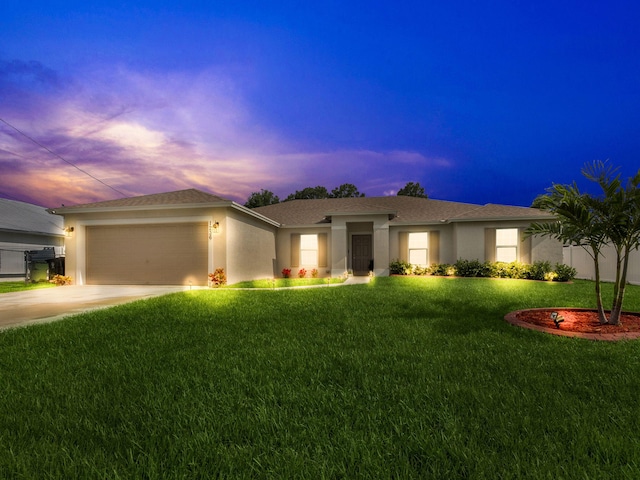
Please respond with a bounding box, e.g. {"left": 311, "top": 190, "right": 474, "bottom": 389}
{"left": 583, "top": 163, "right": 640, "bottom": 324}
{"left": 528, "top": 182, "right": 609, "bottom": 324}
{"left": 529, "top": 161, "right": 640, "bottom": 325}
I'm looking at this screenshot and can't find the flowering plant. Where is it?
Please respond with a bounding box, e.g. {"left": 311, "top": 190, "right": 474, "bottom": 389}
{"left": 49, "top": 274, "right": 72, "bottom": 286}
{"left": 208, "top": 268, "right": 227, "bottom": 287}
{"left": 311, "top": 268, "right": 319, "bottom": 278}
{"left": 282, "top": 268, "right": 291, "bottom": 278}
{"left": 298, "top": 268, "right": 307, "bottom": 278}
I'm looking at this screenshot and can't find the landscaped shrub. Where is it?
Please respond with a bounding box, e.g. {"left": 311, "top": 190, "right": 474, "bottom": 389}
{"left": 389, "top": 259, "right": 413, "bottom": 275}
{"left": 388, "top": 259, "right": 576, "bottom": 282}
{"left": 282, "top": 268, "right": 291, "bottom": 278}
{"left": 311, "top": 268, "right": 319, "bottom": 278}
{"left": 412, "top": 265, "right": 430, "bottom": 276}
{"left": 429, "top": 263, "right": 455, "bottom": 276}
{"left": 554, "top": 263, "right": 577, "bottom": 282}
{"left": 526, "top": 260, "right": 553, "bottom": 281}
{"left": 455, "top": 259, "right": 491, "bottom": 277}
{"left": 208, "top": 268, "right": 227, "bottom": 287}
{"left": 298, "top": 268, "right": 307, "bottom": 278}
{"left": 490, "top": 261, "right": 529, "bottom": 279}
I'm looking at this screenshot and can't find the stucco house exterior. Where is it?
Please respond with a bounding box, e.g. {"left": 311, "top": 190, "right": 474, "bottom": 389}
{"left": 50, "top": 188, "right": 562, "bottom": 286}
{"left": 0, "top": 198, "right": 65, "bottom": 281}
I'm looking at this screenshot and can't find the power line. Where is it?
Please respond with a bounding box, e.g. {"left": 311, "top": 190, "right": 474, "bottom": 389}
{"left": 0, "top": 116, "right": 127, "bottom": 198}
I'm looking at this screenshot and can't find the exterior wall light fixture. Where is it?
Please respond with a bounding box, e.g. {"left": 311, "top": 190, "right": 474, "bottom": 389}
{"left": 64, "top": 226, "right": 75, "bottom": 237}
{"left": 209, "top": 221, "right": 220, "bottom": 239}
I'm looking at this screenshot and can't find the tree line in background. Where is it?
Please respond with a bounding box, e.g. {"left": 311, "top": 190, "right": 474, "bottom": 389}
{"left": 244, "top": 182, "right": 427, "bottom": 208}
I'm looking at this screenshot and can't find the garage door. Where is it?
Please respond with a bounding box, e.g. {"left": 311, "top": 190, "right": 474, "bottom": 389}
{"left": 86, "top": 223, "right": 208, "bottom": 285}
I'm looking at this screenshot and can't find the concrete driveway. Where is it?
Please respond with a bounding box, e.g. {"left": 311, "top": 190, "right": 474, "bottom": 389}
{"left": 0, "top": 285, "right": 193, "bottom": 330}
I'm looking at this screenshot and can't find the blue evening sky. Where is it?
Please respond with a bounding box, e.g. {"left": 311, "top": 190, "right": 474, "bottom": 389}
{"left": 1, "top": 0, "right": 639, "bottom": 207}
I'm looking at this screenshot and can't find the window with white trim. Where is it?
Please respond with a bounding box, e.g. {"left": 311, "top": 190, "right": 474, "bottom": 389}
{"left": 300, "top": 234, "right": 318, "bottom": 266}
{"left": 408, "top": 232, "right": 429, "bottom": 266}
{"left": 496, "top": 228, "right": 518, "bottom": 262}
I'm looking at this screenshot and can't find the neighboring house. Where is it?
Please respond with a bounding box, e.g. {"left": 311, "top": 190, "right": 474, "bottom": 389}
{"left": 564, "top": 245, "right": 640, "bottom": 286}
{"left": 0, "top": 198, "right": 65, "bottom": 281}
{"left": 51, "top": 188, "right": 562, "bottom": 286}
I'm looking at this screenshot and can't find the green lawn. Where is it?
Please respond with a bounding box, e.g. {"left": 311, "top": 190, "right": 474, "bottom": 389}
{"left": 1, "top": 277, "right": 640, "bottom": 478}
{"left": 226, "top": 277, "right": 346, "bottom": 288}
{"left": 0, "top": 281, "right": 55, "bottom": 293}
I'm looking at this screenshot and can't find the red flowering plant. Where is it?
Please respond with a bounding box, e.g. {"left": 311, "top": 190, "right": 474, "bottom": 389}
{"left": 282, "top": 268, "right": 291, "bottom": 278}
{"left": 208, "top": 268, "right": 227, "bottom": 287}
{"left": 298, "top": 268, "right": 307, "bottom": 278}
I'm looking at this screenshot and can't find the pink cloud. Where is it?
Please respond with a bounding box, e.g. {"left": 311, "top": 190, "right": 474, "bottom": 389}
{"left": 1, "top": 63, "right": 453, "bottom": 206}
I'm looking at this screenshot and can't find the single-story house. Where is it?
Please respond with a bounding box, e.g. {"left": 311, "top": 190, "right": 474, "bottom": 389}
{"left": 0, "top": 198, "right": 65, "bottom": 281}
{"left": 50, "top": 188, "right": 562, "bottom": 286}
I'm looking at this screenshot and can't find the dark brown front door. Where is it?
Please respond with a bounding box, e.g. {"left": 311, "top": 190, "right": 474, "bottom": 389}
{"left": 352, "top": 234, "right": 372, "bottom": 276}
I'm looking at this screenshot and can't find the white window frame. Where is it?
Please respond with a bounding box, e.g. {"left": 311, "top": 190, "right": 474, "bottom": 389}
{"left": 300, "top": 234, "right": 318, "bottom": 266}
{"left": 408, "top": 232, "right": 429, "bottom": 267}
{"left": 496, "top": 228, "right": 518, "bottom": 262}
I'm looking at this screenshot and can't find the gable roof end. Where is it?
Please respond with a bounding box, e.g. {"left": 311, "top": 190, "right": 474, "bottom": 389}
{"left": 48, "top": 189, "right": 230, "bottom": 213}
{"left": 47, "top": 189, "right": 280, "bottom": 227}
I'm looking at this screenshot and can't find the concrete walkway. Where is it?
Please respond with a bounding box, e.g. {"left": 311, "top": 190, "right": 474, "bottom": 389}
{"left": 0, "top": 276, "right": 372, "bottom": 330}
{"left": 0, "top": 285, "right": 191, "bottom": 330}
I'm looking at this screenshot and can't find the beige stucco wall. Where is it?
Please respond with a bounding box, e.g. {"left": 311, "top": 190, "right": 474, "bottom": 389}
{"left": 331, "top": 214, "right": 390, "bottom": 277}
{"left": 274, "top": 226, "right": 332, "bottom": 277}
{"left": 452, "top": 221, "right": 562, "bottom": 264}
{"left": 530, "top": 235, "right": 563, "bottom": 264}
{"left": 224, "top": 209, "right": 277, "bottom": 284}
{"left": 389, "top": 224, "right": 455, "bottom": 264}
{"left": 452, "top": 223, "right": 485, "bottom": 262}
{"left": 59, "top": 206, "right": 264, "bottom": 285}
{"left": 274, "top": 214, "right": 391, "bottom": 278}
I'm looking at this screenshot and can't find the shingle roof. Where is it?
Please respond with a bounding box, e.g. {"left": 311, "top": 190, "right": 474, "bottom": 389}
{"left": 253, "top": 196, "right": 552, "bottom": 226}
{"left": 0, "top": 198, "right": 64, "bottom": 236}
{"left": 450, "top": 203, "right": 553, "bottom": 221}
{"left": 48, "top": 188, "right": 552, "bottom": 227}
{"left": 50, "top": 189, "right": 231, "bottom": 212}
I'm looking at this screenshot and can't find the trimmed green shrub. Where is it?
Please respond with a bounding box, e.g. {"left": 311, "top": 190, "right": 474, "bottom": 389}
{"left": 454, "top": 259, "right": 491, "bottom": 277}
{"left": 389, "top": 259, "right": 577, "bottom": 282}
{"left": 412, "top": 265, "right": 430, "bottom": 276}
{"left": 526, "top": 260, "right": 552, "bottom": 281}
{"left": 389, "top": 259, "right": 413, "bottom": 275}
{"left": 490, "top": 261, "right": 529, "bottom": 279}
{"left": 554, "top": 263, "right": 577, "bottom": 282}
{"left": 429, "top": 263, "right": 455, "bottom": 276}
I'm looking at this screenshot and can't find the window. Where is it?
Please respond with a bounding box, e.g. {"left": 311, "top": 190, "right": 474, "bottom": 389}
{"left": 496, "top": 228, "right": 518, "bottom": 262}
{"left": 408, "top": 232, "right": 429, "bottom": 266}
{"left": 300, "top": 234, "right": 318, "bottom": 266}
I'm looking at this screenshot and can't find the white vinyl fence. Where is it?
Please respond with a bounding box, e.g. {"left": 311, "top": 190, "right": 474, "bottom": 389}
{"left": 563, "top": 245, "right": 640, "bottom": 286}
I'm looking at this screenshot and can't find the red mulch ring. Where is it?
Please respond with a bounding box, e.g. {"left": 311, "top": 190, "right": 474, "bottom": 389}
{"left": 504, "top": 308, "right": 640, "bottom": 341}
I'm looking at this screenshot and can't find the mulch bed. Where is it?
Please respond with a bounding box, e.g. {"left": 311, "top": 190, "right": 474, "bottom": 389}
{"left": 504, "top": 308, "right": 640, "bottom": 341}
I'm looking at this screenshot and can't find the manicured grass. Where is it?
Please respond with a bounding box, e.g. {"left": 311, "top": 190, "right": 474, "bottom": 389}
{"left": 0, "top": 281, "right": 55, "bottom": 293}
{"left": 226, "top": 277, "right": 346, "bottom": 288}
{"left": 1, "top": 278, "right": 640, "bottom": 478}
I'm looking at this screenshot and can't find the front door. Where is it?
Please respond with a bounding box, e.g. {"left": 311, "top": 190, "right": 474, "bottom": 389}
{"left": 352, "top": 234, "right": 372, "bottom": 276}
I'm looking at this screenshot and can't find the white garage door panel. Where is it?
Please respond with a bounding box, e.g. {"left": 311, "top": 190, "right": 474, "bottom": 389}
{"left": 87, "top": 223, "right": 208, "bottom": 285}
